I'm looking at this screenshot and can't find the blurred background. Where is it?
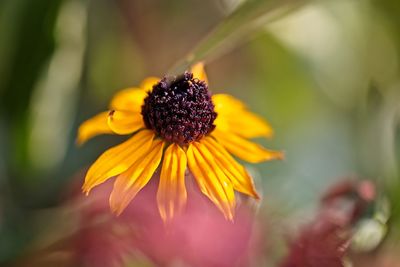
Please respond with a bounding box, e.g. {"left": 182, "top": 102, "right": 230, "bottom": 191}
{"left": 1, "top": 0, "right": 400, "bottom": 266}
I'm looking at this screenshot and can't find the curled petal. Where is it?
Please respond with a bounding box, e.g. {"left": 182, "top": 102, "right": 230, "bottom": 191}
{"left": 157, "top": 144, "right": 187, "bottom": 222}
{"left": 77, "top": 111, "right": 113, "bottom": 145}
{"left": 110, "top": 139, "right": 164, "bottom": 215}
{"left": 140, "top": 77, "right": 160, "bottom": 92}
{"left": 109, "top": 88, "right": 147, "bottom": 112}
{"left": 187, "top": 142, "right": 235, "bottom": 220}
{"left": 212, "top": 129, "right": 284, "bottom": 164}
{"left": 82, "top": 130, "right": 154, "bottom": 194}
{"left": 107, "top": 110, "right": 144, "bottom": 135}
{"left": 213, "top": 94, "right": 273, "bottom": 138}
{"left": 191, "top": 62, "right": 208, "bottom": 84}
{"left": 201, "top": 137, "right": 259, "bottom": 199}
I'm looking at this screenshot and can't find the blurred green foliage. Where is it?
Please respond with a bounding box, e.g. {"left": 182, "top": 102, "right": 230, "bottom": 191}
{"left": 0, "top": 0, "right": 62, "bottom": 169}
{"left": 0, "top": 0, "right": 63, "bottom": 262}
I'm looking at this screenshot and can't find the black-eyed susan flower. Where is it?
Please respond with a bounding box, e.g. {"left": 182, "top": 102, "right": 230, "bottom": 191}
{"left": 78, "top": 63, "right": 283, "bottom": 222}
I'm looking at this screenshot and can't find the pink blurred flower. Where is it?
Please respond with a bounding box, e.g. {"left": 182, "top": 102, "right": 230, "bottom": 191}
{"left": 66, "top": 172, "right": 263, "bottom": 267}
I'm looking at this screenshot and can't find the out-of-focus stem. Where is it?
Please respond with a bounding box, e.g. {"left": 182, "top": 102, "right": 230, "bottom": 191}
{"left": 169, "top": 0, "right": 309, "bottom": 75}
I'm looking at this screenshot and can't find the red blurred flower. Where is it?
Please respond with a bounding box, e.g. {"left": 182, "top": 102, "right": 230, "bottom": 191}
{"left": 280, "top": 179, "right": 376, "bottom": 267}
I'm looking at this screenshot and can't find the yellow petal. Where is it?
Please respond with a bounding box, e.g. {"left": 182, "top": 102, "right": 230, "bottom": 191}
{"left": 109, "top": 139, "right": 164, "bottom": 215}
{"left": 213, "top": 94, "right": 246, "bottom": 112}
{"left": 201, "top": 137, "right": 259, "bottom": 199}
{"left": 212, "top": 129, "right": 284, "bottom": 164}
{"left": 77, "top": 111, "right": 113, "bottom": 145}
{"left": 187, "top": 142, "right": 235, "bottom": 220}
{"left": 82, "top": 130, "right": 154, "bottom": 194}
{"left": 215, "top": 110, "right": 273, "bottom": 138}
{"left": 107, "top": 110, "right": 144, "bottom": 135}
{"left": 140, "top": 76, "right": 160, "bottom": 92}
{"left": 157, "top": 144, "right": 187, "bottom": 222}
{"left": 109, "top": 88, "right": 147, "bottom": 112}
{"left": 213, "top": 94, "right": 273, "bottom": 138}
{"left": 191, "top": 62, "right": 208, "bottom": 84}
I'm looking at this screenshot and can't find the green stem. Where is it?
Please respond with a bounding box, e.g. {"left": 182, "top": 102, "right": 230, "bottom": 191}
{"left": 169, "top": 0, "right": 309, "bottom": 74}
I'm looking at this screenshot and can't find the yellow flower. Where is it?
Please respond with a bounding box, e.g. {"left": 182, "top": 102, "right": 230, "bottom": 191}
{"left": 78, "top": 63, "right": 283, "bottom": 222}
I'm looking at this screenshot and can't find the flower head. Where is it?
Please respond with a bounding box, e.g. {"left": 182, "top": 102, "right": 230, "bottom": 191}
{"left": 142, "top": 72, "right": 216, "bottom": 145}
{"left": 78, "top": 63, "right": 283, "bottom": 222}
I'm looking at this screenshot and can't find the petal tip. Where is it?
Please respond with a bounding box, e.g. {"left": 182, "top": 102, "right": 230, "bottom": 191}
{"left": 264, "top": 150, "right": 285, "bottom": 162}
{"left": 160, "top": 214, "right": 174, "bottom": 224}
{"left": 111, "top": 208, "right": 123, "bottom": 216}
{"left": 115, "top": 210, "right": 124, "bottom": 216}
{"left": 76, "top": 137, "right": 85, "bottom": 146}
{"left": 81, "top": 185, "right": 90, "bottom": 196}
{"left": 76, "top": 111, "right": 114, "bottom": 144}
{"left": 253, "top": 190, "right": 261, "bottom": 200}
{"left": 226, "top": 212, "right": 235, "bottom": 222}
{"left": 109, "top": 199, "right": 125, "bottom": 216}
{"left": 263, "top": 130, "right": 274, "bottom": 139}
{"left": 76, "top": 127, "right": 90, "bottom": 146}
{"left": 276, "top": 151, "right": 285, "bottom": 160}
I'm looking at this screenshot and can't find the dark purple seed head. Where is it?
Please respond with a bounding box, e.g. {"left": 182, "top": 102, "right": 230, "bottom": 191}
{"left": 141, "top": 72, "right": 217, "bottom": 145}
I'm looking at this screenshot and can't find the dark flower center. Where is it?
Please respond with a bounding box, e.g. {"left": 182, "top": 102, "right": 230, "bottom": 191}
{"left": 141, "top": 72, "right": 217, "bottom": 145}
